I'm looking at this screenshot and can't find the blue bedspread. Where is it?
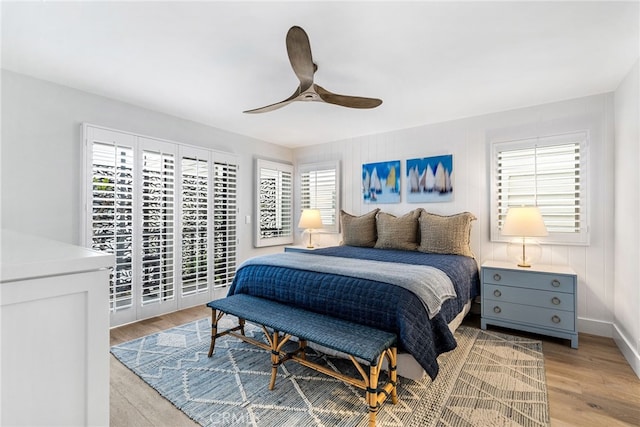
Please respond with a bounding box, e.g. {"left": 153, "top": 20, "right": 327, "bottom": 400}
{"left": 228, "top": 246, "right": 480, "bottom": 379}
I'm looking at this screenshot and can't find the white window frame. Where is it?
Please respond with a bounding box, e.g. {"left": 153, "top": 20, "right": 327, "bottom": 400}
{"left": 297, "top": 160, "right": 340, "bottom": 233}
{"left": 490, "top": 131, "right": 589, "bottom": 245}
{"left": 81, "top": 123, "right": 238, "bottom": 327}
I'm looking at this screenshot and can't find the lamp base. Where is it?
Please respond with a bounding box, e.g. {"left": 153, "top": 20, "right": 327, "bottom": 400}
{"left": 507, "top": 238, "right": 541, "bottom": 268}
{"left": 306, "top": 229, "right": 314, "bottom": 249}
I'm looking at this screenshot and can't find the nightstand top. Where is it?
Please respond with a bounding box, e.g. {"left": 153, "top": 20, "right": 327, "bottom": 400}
{"left": 284, "top": 245, "right": 319, "bottom": 252}
{"left": 481, "top": 260, "right": 576, "bottom": 276}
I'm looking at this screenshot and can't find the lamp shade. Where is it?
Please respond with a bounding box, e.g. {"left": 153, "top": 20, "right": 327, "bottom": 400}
{"left": 502, "top": 206, "right": 548, "bottom": 237}
{"left": 298, "top": 209, "right": 323, "bottom": 229}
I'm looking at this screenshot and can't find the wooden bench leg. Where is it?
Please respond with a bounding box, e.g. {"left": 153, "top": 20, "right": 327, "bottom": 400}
{"left": 208, "top": 309, "right": 220, "bottom": 357}
{"left": 298, "top": 340, "right": 307, "bottom": 360}
{"left": 268, "top": 330, "right": 280, "bottom": 390}
{"left": 260, "top": 327, "right": 294, "bottom": 391}
{"left": 207, "top": 309, "right": 246, "bottom": 358}
{"left": 239, "top": 318, "right": 246, "bottom": 336}
{"left": 389, "top": 347, "right": 398, "bottom": 404}
{"left": 364, "top": 347, "right": 398, "bottom": 426}
{"left": 368, "top": 363, "right": 380, "bottom": 427}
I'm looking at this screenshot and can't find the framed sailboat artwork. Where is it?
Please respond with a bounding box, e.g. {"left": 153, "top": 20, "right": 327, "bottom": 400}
{"left": 406, "top": 154, "right": 453, "bottom": 202}
{"left": 362, "top": 160, "right": 401, "bottom": 203}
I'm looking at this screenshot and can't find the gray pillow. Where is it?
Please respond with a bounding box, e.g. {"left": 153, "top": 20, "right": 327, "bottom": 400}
{"left": 374, "top": 210, "right": 421, "bottom": 251}
{"left": 340, "top": 209, "right": 380, "bottom": 247}
{"left": 418, "top": 211, "right": 476, "bottom": 257}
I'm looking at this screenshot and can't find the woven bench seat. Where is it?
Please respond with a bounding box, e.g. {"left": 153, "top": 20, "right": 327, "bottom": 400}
{"left": 207, "top": 294, "right": 396, "bottom": 364}
{"left": 206, "top": 294, "right": 398, "bottom": 427}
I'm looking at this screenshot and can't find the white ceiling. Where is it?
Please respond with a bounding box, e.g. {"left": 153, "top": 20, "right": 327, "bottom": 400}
{"left": 2, "top": 1, "right": 638, "bottom": 148}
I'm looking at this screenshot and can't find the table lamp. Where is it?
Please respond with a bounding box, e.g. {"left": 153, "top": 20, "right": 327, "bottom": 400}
{"left": 502, "top": 206, "right": 548, "bottom": 267}
{"left": 298, "top": 209, "right": 323, "bottom": 248}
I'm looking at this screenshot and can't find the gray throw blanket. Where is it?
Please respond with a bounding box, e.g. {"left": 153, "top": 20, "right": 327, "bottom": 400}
{"left": 238, "top": 252, "right": 456, "bottom": 318}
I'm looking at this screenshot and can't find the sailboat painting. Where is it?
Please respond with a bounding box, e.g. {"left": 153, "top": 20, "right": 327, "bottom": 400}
{"left": 362, "top": 160, "right": 401, "bottom": 204}
{"left": 406, "top": 155, "right": 453, "bottom": 202}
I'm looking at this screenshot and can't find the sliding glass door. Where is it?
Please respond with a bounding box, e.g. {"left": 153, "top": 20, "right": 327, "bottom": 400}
{"left": 83, "top": 124, "right": 237, "bottom": 326}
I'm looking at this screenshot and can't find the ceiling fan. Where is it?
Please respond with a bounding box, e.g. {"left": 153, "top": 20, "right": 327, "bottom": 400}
{"left": 243, "top": 26, "right": 383, "bottom": 113}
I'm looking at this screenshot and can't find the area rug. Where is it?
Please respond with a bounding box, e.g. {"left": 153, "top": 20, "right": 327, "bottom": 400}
{"left": 111, "top": 318, "right": 549, "bottom": 427}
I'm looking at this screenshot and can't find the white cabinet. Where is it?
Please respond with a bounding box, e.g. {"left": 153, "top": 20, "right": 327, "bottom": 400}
{"left": 1, "top": 230, "right": 114, "bottom": 426}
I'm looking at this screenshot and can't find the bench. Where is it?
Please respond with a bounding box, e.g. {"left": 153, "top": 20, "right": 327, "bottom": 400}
{"left": 206, "top": 294, "right": 398, "bottom": 427}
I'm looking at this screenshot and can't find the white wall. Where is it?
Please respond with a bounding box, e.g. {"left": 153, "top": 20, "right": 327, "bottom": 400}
{"left": 0, "top": 70, "right": 292, "bottom": 264}
{"left": 614, "top": 59, "right": 640, "bottom": 377}
{"left": 294, "top": 93, "right": 616, "bottom": 338}
{"left": 2, "top": 69, "right": 633, "bottom": 357}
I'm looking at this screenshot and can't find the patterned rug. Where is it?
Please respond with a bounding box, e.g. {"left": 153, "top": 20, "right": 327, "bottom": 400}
{"left": 111, "top": 319, "right": 549, "bottom": 426}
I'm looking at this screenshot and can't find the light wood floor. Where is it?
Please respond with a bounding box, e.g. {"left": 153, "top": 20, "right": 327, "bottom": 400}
{"left": 110, "top": 305, "right": 640, "bottom": 426}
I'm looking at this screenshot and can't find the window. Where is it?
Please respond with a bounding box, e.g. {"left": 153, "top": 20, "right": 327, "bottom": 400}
{"left": 254, "top": 158, "right": 293, "bottom": 247}
{"left": 83, "top": 124, "right": 238, "bottom": 326}
{"left": 491, "top": 131, "right": 588, "bottom": 245}
{"left": 298, "top": 160, "right": 340, "bottom": 233}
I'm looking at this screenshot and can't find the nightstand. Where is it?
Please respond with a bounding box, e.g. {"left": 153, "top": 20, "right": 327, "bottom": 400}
{"left": 481, "top": 260, "right": 578, "bottom": 348}
{"left": 284, "top": 245, "right": 319, "bottom": 253}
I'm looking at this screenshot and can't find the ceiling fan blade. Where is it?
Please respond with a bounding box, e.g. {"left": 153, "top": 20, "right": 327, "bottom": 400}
{"left": 314, "top": 85, "right": 383, "bottom": 109}
{"left": 244, "top": 26, "right": 382, "bottom": 113}
{"left": 243, "top": 88, "right": 301, "bottom": 114}
{"left": 286, "top": 26, "right": 315, "bottom": 91}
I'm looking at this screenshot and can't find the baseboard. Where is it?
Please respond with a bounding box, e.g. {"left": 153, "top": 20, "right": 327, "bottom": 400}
{"left": 613, "top": 323, "right": 640, "bottom": 379}
{"left": 577, "top": 316, "right": 614, "bottom": 337}
{"left": 577, "top": 317, "right": 639, "bottom": 378}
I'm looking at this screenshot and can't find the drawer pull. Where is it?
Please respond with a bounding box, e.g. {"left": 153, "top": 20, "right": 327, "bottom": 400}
{"left": 551, "top": 297, "right": 561, "bottom": 305}
{"left": 493, "top": 273, "right": 502, "bottom": 281}
{"left": 493, "top": 289, "right": 502, "bottom": 297}
{"left": 551, "top": 279, "right": 561, "bottom": 288}
{"left": 493, "top": 306, "right": 502, "bottom": 314}
{"left": 551, "top": 315, "right": 561, "bottom": 324}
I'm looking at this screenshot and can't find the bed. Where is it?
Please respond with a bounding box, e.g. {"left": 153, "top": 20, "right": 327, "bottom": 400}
{"left": 228, "top": 209, "right": 480, "bottom": 380}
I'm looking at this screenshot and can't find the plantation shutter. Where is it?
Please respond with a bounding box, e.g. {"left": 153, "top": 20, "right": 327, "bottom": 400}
{"left": 140, "top": 143, "right": 176, "bottom": 306}
{"left": 213, "top": 155, "right": 238, "bottom": 288}
{"left": 84, "top": 124, "right": 239, "bottom": 326}
{"left": 492, "top": 131, "right": 588, "bottom": 245}
{"left": 180, "top": 154, "right": 210, "bottom": 297}
{"left": 255, "top": 159, "right": 294, "bottom": 247}
{"left": 88, "top": 131, "right": 135, "bottom": 314}
{"left": 259, "top": 169, "right": 293, "bottom": 238}
{"left": 278, "top": 168, "right": 293, "bottom": 237}
{"left": 299, "top": 161, "right": 340, "bottom": 232}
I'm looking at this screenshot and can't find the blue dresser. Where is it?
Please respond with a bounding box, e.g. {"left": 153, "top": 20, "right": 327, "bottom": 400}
{"left": 481, "top": 260, "right": 578, "bottom": 348}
